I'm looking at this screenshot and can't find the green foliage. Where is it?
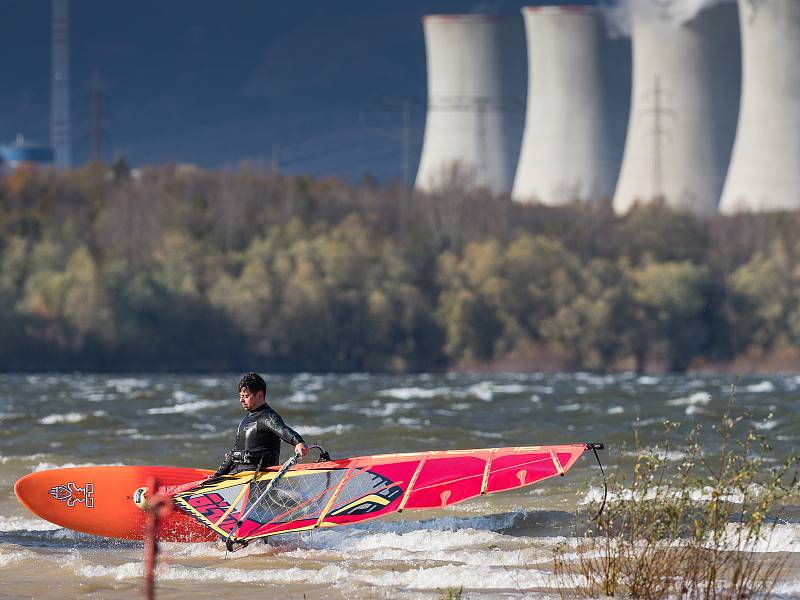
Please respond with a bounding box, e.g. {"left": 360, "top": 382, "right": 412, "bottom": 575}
{"left": 0, "top": 165, "right": 798, "bottom": 372}
{"left": 555, "top": 394, "right": 799, "bottom": 599}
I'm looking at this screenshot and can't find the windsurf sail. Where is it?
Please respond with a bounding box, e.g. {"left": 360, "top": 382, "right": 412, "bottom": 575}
{"left": 172, "top": 444, "right": 595, "bottom": 549}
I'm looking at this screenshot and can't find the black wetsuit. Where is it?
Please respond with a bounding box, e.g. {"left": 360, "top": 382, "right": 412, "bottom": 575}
{"left": 213, "top": 403, "right": 305, "bottom": 476}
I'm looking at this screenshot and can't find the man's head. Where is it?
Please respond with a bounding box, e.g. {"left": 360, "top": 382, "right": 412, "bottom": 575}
{"left": 238, "top": 372, "right": 267, "bottom": 411}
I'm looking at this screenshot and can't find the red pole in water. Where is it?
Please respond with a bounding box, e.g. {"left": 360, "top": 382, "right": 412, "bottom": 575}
{"left": 142, "top": 477, "right": 174, "bottom": 600}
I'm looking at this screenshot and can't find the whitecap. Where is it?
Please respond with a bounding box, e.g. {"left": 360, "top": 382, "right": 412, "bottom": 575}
{"left": 144, "top": 400, "right": 228, "bottom": 414}
{"left": 0, "top": 548, "right": 39, "bottom": 568}
{"left": 300, "top": 424, "right": 353, "bottom": 436}
{"left": 38, "top": 411, "right": 105, "bottom": 425}
{"left": 555, "top": 403, "right": 582, "bottom": 412}
{"left": 359, "top": 401, "right": 417, "bottom": 417}
{"left": 637, "top": 376, "right": 660, "bottom": 385}
{"left": 607, "top": 406, "right": 625, "bottom": 415}
{"left": 531, "top": 385, "right": 555, "bottom": 394}
{"left": 666, "top": 392, "right": 712, "bottom": 407}
{"left": 282, "top": 390, "right": 318, "bottom": 403}
{"left": 172, "top": 390, "right": 198, "bottom": 403}
{"left": 0, "top": 515, "right": 62, "bottom": 532}
{"left": 378, "top": 387, "right": 452, "bottom": 400}
{"left": 744, "top": 381, "right": 775, "bottom": 393}
{"left": 105, "top": 377, "right": 150, "bottom": 393}
{"left": 33, "top": 461, "right": 123, "bottom": 472}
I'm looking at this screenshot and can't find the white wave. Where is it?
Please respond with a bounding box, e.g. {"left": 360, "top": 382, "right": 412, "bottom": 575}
{"left": 555, "top": 403, "right": 582, "bottom": 412}
{"left": 300, "top": 424, "right": 353, "bottom": 436}
{"left": 531, "top": 385, "right": 555, "bottom": 394}
{"left": 394, "top": 417, "right": 426, "bottom": 428}
{"left": 38, "top": 411, "right": 106, "bottom": 425}
{"left": 753, "top": 419, "right": 780, "bottom": 431}
{"left": 667, "top": 391, "right": 712, "bottom": 415}
{"left": 352, "top": 563, "right": 557, "bottom": 591}
{"left": 574, "top": 372, "right": 617, "bottom": 386}
{"left": 607, "top": 406, "right": 625, "bottom": 415}
{"left": 744, "top": 381, "right": 775, "bottom": 393}
{"left": 33, "top": 461, "right": 123, "bottom": 472}
{"left": 360, "top": 401, "right": 417, "bottom": 417}
{"left": 0, "top": 548, "right": 39, "bottom": 568}
{"left": 105, "top": 377, "right": 150, "bottom": 393}
{"left": 637, "top": 376, "right": 661, "bottom": 385}
{"left": 0, "top": 452, "right": 49, "bottom": 464}
{"left": 77, "top": 557, "right": 561, "bottom": 592}
{"left": 471, "top": 430, "right": 505, "bottom": 439}
{"left": 621, "top": 447, "right": 689, "bottom": 462}
{"left": 467, "top": 381, "right": 530, "bottom": 402}
{"left": 281, "top": 390, "right": 318, "bottom": 403}
{"left": 172, "top": 390, "right": 198, "bottom": 403}
{"left": 580, "top": 483, "right": 767, "bottom": 508}
{"left": 773, "top": 580, "right": 800, "bottom": 596}
{"left": 144, "top": 400, "right": 228, "bottom": 414}
{"left": 0, "top": 515, "right": 62, "bottom": 532}
{"left": 715, "top": 523, "right": 800, "bottom": 553}
{"left": 378, "top": 387, "right": 453, "bottom": 400}
{"left": 450, "top": 402, "right": 472, "bottom": 410}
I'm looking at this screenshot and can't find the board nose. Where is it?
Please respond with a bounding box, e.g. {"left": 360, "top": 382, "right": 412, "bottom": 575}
{"left": 14, "top": 473, "right": 39, "bottom": 515}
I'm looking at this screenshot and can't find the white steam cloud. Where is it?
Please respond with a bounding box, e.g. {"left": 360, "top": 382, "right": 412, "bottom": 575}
{"left": 601, "top": 0, "right": 735, "bottom": 36}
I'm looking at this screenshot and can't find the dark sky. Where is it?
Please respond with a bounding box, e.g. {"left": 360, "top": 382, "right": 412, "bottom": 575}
{"left": 0, "top": 0, "right": 593, "bottom": 182}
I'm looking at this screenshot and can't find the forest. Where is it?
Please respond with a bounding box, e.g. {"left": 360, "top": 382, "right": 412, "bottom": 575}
{"left": 1, "top": 160, "right": 799, "bottom": 373}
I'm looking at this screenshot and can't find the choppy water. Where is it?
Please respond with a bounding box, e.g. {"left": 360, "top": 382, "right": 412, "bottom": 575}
{"left": 1, "top": 372, "right": 799, "bottom": 598}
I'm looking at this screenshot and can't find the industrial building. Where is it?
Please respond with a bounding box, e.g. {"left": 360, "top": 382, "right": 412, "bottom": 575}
{"left": 0, "top": 135, "right": 54, "bottom": 169}
{"left": 414, "top": 15, "right": 526, "bottom": 195}
{"left": 512, "top": 6, "right": 629, "bottom": 205}
{"left": 719, "top": 0, "right": 800, "bottom": 213}
{"left": 612, "top": 2, "right": 740, "bottom": 215}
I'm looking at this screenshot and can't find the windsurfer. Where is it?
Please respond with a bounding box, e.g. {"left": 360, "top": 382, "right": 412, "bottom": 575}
{"left": 211, "top": 373, "right": 308, "bottom": 477}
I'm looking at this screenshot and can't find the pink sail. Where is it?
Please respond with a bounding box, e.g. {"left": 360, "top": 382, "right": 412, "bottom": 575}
{"left": 172, "top": 444, "right": 590, "bottom": 544}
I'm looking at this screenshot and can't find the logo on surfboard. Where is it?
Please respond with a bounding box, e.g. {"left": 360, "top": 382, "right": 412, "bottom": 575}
{"left": 48, "top": 482, "right": 95, "bottom": 508}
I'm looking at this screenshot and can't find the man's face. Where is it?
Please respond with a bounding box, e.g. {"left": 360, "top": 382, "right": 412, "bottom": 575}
{"left": 239, "top": 387, "right": 265, "bottom": 411}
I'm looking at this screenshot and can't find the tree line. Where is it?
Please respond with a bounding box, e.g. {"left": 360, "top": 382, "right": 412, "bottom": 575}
{"left": 1, "top": 160, "right": 799, "bottom": 373}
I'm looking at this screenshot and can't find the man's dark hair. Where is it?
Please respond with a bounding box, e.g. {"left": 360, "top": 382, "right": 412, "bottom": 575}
{"left": 238, "top": 372, "right": 267, "bottom": 395}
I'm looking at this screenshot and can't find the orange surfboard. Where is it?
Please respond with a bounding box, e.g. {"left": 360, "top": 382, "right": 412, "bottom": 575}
{"left": 14, "top": 466, "right": 216, "bottom": 542}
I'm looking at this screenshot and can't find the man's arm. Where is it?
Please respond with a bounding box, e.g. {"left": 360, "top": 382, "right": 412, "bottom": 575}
{"left": 211, "top": 452, "right": 234, "bottom": 478}
{"left": 263, "top": 408, "right": 308, "bottom": 456}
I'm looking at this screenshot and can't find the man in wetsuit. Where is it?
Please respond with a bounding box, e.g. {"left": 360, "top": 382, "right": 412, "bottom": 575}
{"left": 211, "top": 373, "right": 308, "bottom": 477}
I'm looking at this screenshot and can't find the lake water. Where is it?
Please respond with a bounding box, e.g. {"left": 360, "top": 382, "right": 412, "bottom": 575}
{"left": 1, "top": 372, "right": 798, "bottom": 598}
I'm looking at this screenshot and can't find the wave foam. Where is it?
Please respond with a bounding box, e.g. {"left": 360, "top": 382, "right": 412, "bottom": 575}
{"left": 38, "top": 412, "right": 106, "bottom": 425}
{"left": 744, "top": 381, "right": 775, "bottom": 393}
{"left": 667, "top": 392, "right": 712, "bottom": 414}
{"left": 300, "top": 424, "right": 353, "bottom": 436}
{"left": 33, "top": 461, "right": 123, "bottom": 472}
{"left": 145, "top": 400, "right": 228, "bottom": 414}
{"left": 378, "top": 387, "right": 453, "bottom": 400}
{"left": 0, "top": 515, "right": 62, "bottom": 532}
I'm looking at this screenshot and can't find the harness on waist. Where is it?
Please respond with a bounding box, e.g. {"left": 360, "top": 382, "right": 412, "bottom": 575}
{"left": 228, "top": 450, "right": 268, "bottom": 464}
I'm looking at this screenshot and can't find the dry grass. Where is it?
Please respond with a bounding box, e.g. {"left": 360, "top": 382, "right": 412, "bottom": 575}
{"left": 555, "top": 392, "right": 799, "bottom": 599}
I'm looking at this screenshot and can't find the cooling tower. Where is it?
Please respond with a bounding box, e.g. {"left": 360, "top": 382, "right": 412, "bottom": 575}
{"left": 415, "top": 15, "right": 526, "bottom": 194}
{"left": 719, "top": 0, "right": 800, "bottom": 213}
{"left": 51, "top": 0, "right": 71, "bottom": 169}
{"left": 612, "top": 3, "right": 740, "bottom": 215}
{"left": 512, "top": 6, "right": 630, "bottom": 205}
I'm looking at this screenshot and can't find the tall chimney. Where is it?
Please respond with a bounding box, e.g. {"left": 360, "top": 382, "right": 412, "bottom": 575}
{"left": 51, "top": 0, "right": 71, "bottom": 168}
